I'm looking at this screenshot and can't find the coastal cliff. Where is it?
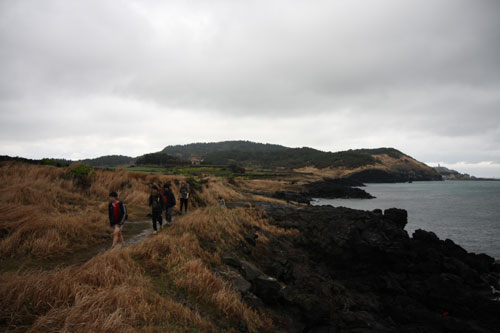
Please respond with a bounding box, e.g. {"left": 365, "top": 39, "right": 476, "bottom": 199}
{"left": 297, "top": 149, "right": 442, "bottom": 183}
{"left": 225, "top": 203, "right": 500, "bottom": 332}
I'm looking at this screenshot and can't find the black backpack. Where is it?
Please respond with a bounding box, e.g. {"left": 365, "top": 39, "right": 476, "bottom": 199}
{"left": 120, "top": 202, "right": 128, "bottom": 224}
{"left": 151, "top": 195, "right": 162, "bottom": 210}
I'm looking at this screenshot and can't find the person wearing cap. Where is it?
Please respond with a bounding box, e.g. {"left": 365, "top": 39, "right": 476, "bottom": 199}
{"left": 108, "top": 191, "right": 125, "bottom": 248}
{"left": 148, "top": 186, "right": 164, "bottom": 234}
{"left": 161, "top": 182, "right": 176, "bottom": 224}
{"left": 179, "top": 181, "right": 190, "bottom": 215}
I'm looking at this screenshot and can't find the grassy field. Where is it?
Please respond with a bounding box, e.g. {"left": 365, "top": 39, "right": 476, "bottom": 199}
{"left": 0, "top": 161, "right": 290, "bottom": 332}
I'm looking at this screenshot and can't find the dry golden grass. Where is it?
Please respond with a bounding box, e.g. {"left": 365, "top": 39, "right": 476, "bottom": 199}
{"left": 0, "top": 161, "right": 294, "bottom": 257}
{"left": 233, "top": 178, "right": 320, "bottom": 204}
{"left": 128, "top": 206, "right": 300, "bottom": 332}
{"left": 0, "top": 162, "right": 111, "bottom": 258}
{"left": 0, "top": 205, "right": 282, "bottom": 331}
{"left": 0, "top": 161, "right": 301, "bottom": 331}
{"left": 235, "top": 178, "right": 296, "bottom": 193}
{"left": 196, "top": 178, "right": 246, "bottom": 205}
{"left": 294, "top": 153, "right": 436, "bottom": 179}
{"left": 294, "top": 166, "right": 346, "bottom": 178}
{"left": 0, "top": 162, "right": 196, "bottom": 258}
{"left": 0, "top": 250, "right": 215, "bottom": 332}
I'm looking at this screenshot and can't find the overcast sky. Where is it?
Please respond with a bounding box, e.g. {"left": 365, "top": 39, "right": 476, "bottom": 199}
{"left": 1, "top": 0, "right": 499, "bottom": 177}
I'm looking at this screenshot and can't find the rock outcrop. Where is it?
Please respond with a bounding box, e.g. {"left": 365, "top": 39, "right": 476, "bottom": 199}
{"left": 271, "top": 178, "right": 374, "bottom": 204}
{"left": 303, "top": 178, "right": 374, "bottom": 199}
{"left": 226, "top": 203, "right": 500, "bottom": 332}
{"left": 347, "top": 168, "right": 442, "bottom": 183}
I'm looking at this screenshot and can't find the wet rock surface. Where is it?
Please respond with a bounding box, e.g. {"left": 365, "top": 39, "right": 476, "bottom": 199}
{"left": 230, "top": 203, "right": 500, "bottom": 332}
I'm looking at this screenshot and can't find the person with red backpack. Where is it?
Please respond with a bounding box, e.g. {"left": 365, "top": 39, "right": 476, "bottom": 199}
{"left": 108, "top": 191, "right": 126, "bottom": 248}
{"left": 162, "top": 182, "right": 176, "bottom": 224}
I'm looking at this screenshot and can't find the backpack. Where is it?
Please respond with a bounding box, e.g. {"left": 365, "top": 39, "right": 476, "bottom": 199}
{"left": 151, "top": 195, "right": 162, "bottom": 211}
{"left": 180, "top": 185, "right": 188, "bottom": 199}
{"left": 120, "top": 202, "right": 128, "bottom": 225}
{"left": 163, "top": 189, "right": 176, "bottom": 207}
{"left": 162, "top": 191, "right": 169, "bottom": 206}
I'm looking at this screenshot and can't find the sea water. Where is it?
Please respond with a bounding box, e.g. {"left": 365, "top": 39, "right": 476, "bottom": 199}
{"left": 312, "top": 181, "right": 500, "bottom": 260}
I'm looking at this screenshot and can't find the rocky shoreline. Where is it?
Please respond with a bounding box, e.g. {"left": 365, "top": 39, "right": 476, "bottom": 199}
{"left": 347, "top": 169, "right": 443, "bottom": 183}
{"left": 224, "top": 202, "right": 500, "bottom": 332}
{"left": 271, "top": 178, "right": 374, "bottom": 204}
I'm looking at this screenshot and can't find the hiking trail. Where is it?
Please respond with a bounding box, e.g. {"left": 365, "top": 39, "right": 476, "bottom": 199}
{"left": 0, "top": 219, "right": 159, "bottom": 272}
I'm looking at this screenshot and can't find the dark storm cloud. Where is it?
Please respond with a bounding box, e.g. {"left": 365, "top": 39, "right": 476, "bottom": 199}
{"left": 0, "top": 0, "right": 499, "bottom": 175}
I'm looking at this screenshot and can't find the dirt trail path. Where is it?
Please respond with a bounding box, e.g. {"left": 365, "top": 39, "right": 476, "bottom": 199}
{"left": 125, "top": 220, "right": 154, "bottom": 246}
{"left": 0, "top": 220, "right": 154, "bottom": 273}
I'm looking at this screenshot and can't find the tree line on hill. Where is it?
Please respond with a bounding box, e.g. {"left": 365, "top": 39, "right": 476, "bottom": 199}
{"left": 79, "top": 155, "right": 135, "bottom": 167}
{"left": 203, "top": 147, "right": 385, "bottom": 169}
{"left": 134, "top": 152, "right": 188, "bottom": 166}
{"left": 160, "top": 140, "right": 287, "bottom": 159}
{"left": 0, "top": 155, "right": 72, "bottom": 167}
{"left": 1, "top": 141, "right": 408, "bottom": 171}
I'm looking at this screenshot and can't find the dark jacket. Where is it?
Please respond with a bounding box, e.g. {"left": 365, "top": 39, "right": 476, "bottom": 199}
{"left": 149, "top": 193, "right": 164, "bottom": 213}
{"left": 179, "top": 184, "right": 189, "bottom": 199}
{"left": 161, "top": 188, "right": 177, "bottom": 208}
{"left": 108, "top": 201, "right": 125, "bottom": 226}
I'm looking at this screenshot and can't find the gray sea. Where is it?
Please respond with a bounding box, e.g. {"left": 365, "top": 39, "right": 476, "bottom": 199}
{"left": 313, "top": 181, "right": 500, "bottom": 260}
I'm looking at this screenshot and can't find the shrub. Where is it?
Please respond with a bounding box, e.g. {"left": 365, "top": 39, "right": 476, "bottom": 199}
{"left": 67, "top": 163, "right": 96, "bottom": 189}
{"left": 228, "top": 163, "right": 245, "bottom": 174}
{"left": 41, "top": 158, "right": 58, "bottom": 167}
{"left": 186, "top": 176, "right": 202, "bottom": 191}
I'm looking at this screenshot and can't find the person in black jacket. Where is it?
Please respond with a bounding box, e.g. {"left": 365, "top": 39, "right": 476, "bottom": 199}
{"left": 149, "top": 186, "right": 164, "bottom": 234}
{"left": 162, "top": 182, "right": 176, "bottom": 224}
{"left": 179, "top": 181, "right": 190, "bottom": 214}
{"left": 108, "top": 191, "right": 125, "bottom": 248}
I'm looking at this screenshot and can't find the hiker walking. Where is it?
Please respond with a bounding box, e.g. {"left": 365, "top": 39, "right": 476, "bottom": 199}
{"left": 149, "top": 186, "right": 164, "bottom": 234}
{"left": 108, "top": 191, "right": 126, "bottom": 248}
{"left": 162, "top": 182, "right": 176, "bottom": 224}
{"left": 179, "top": 181, "right": 190, "bottom": 215}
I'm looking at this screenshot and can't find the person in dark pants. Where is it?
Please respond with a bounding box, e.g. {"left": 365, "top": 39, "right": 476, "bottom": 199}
{"left": 148, "top": 186, "right": 164, "bottom": 234}
{"left": 162, "top": 182, "right": 176, "bottom": 224}
{"left": 108, "top": 191, "right": 125, "bottom": 248}
{"left": 179, "top": 181, "right": 190, "bottom": 215}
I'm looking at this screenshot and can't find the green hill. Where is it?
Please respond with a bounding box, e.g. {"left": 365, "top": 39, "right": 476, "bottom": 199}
{"left": 202, "top": 145, "right": 441, "bottom": 182}
{"left": 160, "top": 142, "right": 400, "bottom": 170}
{"left": 160, "top": 140, "right": 287, "bottom": 159}
{"left": 79, "top": 155, "right": 135, "bottom": 167}
{"left": 135, "top": 152, "right": 187, "bottom": 166}
{"left": 203, "top": 147, "right": 379, "bottom": 169}
{"left": 2, "top": 141, "right": 440, "bottom": 182}
{"left": 0, "top": 155, "right": 71, "bottom": 167}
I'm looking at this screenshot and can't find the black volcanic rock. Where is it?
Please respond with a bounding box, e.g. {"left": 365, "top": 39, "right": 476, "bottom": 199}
{"left": 383, "top": 208, "right": 408, "bottom": 229}
{"left": 322, "top": 177, "right": 366, "bottom": 187}
{"left": 246, "top": 203, "right": 500, "bottom": 332}
{"left": 272, "top": 191, "right": 312, "bottom": 204}
{"left": 271, "top": 178, "right": 373, "bottom": 204}
{"left": 347, "top": 169, "right": 442, "bottom": 183}
{"left": 253, "top": 276, "right": 282, "bottom": 304}
{"left": 303, "top": 178, "right": 374, "bottom": 199}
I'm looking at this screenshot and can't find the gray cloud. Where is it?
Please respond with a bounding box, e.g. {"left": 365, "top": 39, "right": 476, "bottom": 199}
{"left": 1, "top": 0, "right": 500, "bottom": 176}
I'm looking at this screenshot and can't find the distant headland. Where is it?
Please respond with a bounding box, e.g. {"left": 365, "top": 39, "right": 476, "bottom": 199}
{"left": 433, "top": 164, "right": 499, "bottom": 181}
